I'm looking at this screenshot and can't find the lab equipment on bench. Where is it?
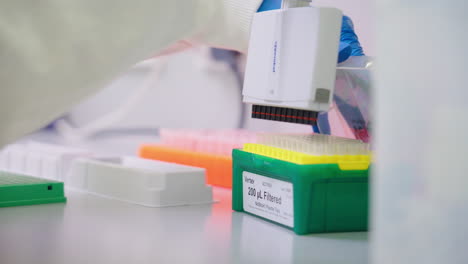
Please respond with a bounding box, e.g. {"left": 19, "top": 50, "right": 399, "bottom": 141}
{"left": 232, "top": 134, "right": 370, "bottom": 235}
{"left": 0, "top": 171, "right": 66, "bottom": 207}
{"left": 139, "top": 129, "right": 258, "bottom": 188}
{"left": 67, "top": 156, "right": 213, "bottom": 207}
{"left": 0, "top": 142, "right": 92, "bottom": 182}
{"left": 0, "top": 141, "right": 213, "bottom": 207}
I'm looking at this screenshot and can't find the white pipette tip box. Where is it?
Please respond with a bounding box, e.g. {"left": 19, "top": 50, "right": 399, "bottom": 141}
{"left": 0, "top": 141, "right": 92, "bottom": 181}
{"left": 67, "top": 156, "right": 214, "bottom": 207}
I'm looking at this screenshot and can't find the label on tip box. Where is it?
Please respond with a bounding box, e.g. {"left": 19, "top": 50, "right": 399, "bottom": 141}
{"left": 242, "top": 171, "right": 294, "bottom": 227}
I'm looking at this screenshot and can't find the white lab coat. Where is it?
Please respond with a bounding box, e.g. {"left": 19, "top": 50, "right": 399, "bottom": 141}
{"left": 0, "top": 0, "right": 262, "bottom": 147}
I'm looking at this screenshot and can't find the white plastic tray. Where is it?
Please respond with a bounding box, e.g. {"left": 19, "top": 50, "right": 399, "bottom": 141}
{"left": 67, "top": 156, "right": 213, "bottom": 207}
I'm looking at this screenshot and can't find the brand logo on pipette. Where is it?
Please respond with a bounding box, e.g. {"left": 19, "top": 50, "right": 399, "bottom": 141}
{"left": 272, "top": 41, "right": 278, "bottom": 73}
{"left": 244, "top": 176, "right": 255, "bottom": 184}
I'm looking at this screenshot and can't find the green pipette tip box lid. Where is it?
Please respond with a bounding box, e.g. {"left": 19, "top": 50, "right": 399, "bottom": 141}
{"left": 232, "top": 149, "right": 369, "bottom": 235}
{"left": 0, "top": 171, "right": 66, "bottom": 207}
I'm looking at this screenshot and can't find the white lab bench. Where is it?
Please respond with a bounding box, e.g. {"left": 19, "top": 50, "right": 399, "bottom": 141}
{"left": 0, "top": 130, "right": 368, "bottom": 264}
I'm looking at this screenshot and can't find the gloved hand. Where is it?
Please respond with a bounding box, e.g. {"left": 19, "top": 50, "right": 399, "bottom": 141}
{"left": 257, "top": 0, "right": 282, "bottom": 12}
{"left": 258, "top": 1, "right": 364, "bottom": 63}
{"left": 338, "top": 16, "right": 364, "bottom": 62}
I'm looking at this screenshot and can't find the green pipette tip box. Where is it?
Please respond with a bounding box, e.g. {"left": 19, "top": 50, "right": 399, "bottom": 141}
{"left": 0, "top": 171, "right": 67, "bottom": 207}
{"left": 232, "top": 149, "right": 369, "bottom": 235}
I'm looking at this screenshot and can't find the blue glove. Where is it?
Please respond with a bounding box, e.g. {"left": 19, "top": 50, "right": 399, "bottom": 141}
{"left": 257, "top": 1, "right": 364, "bottom": 63}
{"left": 257, "top": 0, "right": 282, "bottom": 12}
{"left": 339, "top": 16, "right": 364, "bottom": 61}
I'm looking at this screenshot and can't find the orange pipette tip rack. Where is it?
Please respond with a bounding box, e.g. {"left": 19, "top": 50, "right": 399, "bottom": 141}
{"left": 139, "top": 145, "right": 233, "bottom": 188}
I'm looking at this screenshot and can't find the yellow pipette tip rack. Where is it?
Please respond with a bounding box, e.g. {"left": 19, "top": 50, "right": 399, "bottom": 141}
{"left": 243, "top": 143, "right": 371, "bottom": 170}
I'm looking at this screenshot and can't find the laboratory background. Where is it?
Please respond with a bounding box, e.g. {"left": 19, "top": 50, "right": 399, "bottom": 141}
{"left": 1, "top": 0, "right": 467, "bottom": 264}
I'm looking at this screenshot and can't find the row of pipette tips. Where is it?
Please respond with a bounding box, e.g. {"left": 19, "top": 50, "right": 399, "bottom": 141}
{"left": 256, "top": 133, "right": 370, "bottom": 156}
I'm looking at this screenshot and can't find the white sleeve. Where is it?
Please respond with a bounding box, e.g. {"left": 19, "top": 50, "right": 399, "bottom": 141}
{"left": 188, "top": 0, "right": 263, "bottom": 52}
{"left": 0, "top": 0, "right": 262, "bottom": 147}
